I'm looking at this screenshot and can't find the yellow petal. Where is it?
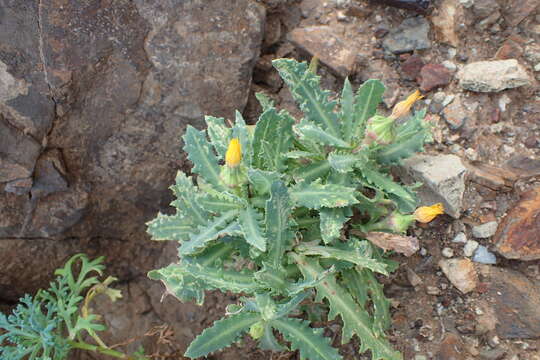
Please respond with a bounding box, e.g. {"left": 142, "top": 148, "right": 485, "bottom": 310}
{"left": 414, "top": 203, "right": 444, "bottom": 223}
{"left": 225, "top": 138, "right": 242, "bottom": 168}
{"left": 390, "top": 90, "right": 423, "bottom": 120}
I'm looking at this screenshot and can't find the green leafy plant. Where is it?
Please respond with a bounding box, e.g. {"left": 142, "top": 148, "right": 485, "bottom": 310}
{"left": 0, "top": 254, "right": 147, "bottom": 360}
{"left": 147, "top": 58, "right": 434, "bottom": 360}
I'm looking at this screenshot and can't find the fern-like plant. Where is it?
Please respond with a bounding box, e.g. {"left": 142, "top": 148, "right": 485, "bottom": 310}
{"left": 0, "top": 254, "right": 147, "bottom": 360}
{"left": 147, "top": 58, "right": 435, "bottom": 360}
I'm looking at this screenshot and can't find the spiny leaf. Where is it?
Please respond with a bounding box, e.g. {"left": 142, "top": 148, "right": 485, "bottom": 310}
{"left": 179, "top": 211, "right": 239, "bottom": 256}
{"left": 183, "top": 126, "right": 224, "bottom": 190}
{"left": 255, "top": 92, "right": 275, "bottom": 112}
{"left": 293, "top": 255, "right": 402, "bottom": 360}
{"left": 290, "top": 180, "right": 358, "bottom": 210}
{"left": 319, "top": 207, "right": 348, "bottom": 244}
{"left": 205, "top": 116, "right": 231, "bottom": 159}
{"left": 292, "top": 160, "right": 331, "bottom": 184}
{"left": 327, "top": 152, "right": 366, "bottom": 173}
{"left": 361, "top": 168, "right": 417, "bottom": 213}
{"left": 294, "top": 122, "right": 350, "bottom": 148}
{"left": 273, "top": 58, "right": 340, "bottom": 138}
{"left": 185, "top": 312, "right": 261, "bottom": 359}
{"left": 296, "top": 242, "right": 389, "bottom": 275}
{"left": 260, "top": 324, "right": 286, "bottom": 351}
{"left": 146, "top": 213, "right": 191, "bottom": 242}
{"left": 351, "top": 79, "right": 386, "bottom": 143}
{"left": 199, "top": 189, "right": 245, "bottom": 213}
{"left": 170, "top": 172, "right": 209, "bottom": 226}
{"left": 266, "top": 181, "right": 294, "bottom": 269}
{"left": 248, "top": 169, "right": 282, "bottom": 196}
{"left": 340, "top": 77, "right": 355, "bottom": 140}
{"left": 239, "top": 205, "right": 267, "bottom": 251}
{"left": 272, "top": 318, "right": 342, "bottom": 360}
{"left": 253, "top": 108, "right": 294, "bottom": 171}
{"left": 360, "top": 268, "right": 392, "bottom": 337}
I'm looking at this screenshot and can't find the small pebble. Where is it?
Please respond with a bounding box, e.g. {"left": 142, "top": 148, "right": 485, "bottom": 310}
{"left": 442, "top": 247, "right": 454, "bottom": 258}
{"left": 488, "top": 335, "right": 501, "bottom": 348}
{"left": 442, "top": 60, "right": 457, "bottom": 72}
{"left": 452, "top": 232, "right": 467, "bottom": 243}
{"left": 426, "top": 286, "right": 441, "bottom": 295}
{"left": 472, "top": 245, "right": 497, "bottom": 264}
{"left": 472, "top": 221, "right": 498, "bottom": 238}
{"left": 464, "top": 240, "right": 479, "bottom": 257}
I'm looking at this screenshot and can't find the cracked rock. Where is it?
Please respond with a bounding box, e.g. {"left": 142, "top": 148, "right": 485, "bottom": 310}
{"left": 383, "top": 16, "right": 431, "bottom": 54}
{"left": 400, "top": 154, "right": 467, "bottom": 218}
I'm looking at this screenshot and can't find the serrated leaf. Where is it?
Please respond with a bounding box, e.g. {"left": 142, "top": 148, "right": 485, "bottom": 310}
{"left": 272, "top": 318, "right": 342, "bottom": 360}
{"left": 295, "top": 122, "right": 350, "bottom": 148}
{"left": 327, "top": 152, "right": 365, "bottom": 173}
{"left": 260, "top": 324, "right": 286, "bottom": 351}
{"left": 185, "top": 312, "right": 261, "bottom": 359}
{"left": 360, "top": 268, "right": 392, "bottom": 337}
{"left": 290, "top": 180, "right": 358, "bottom": 209}
{"left": 205, "top": 116, "right": 231, "bottom": 159}
{"left": 296, "top": 242, "right": 389, "bottom": 275}
{"left": 285, "top": 150, "right": 319, "bottom": 159}
{"left": 170, "top": 172, "right": 209, "bottom": 226}
{"left": 239, "top": 205, "right": 267, "bottom": 251}
{"left": 341, "top": 77, "right": 355, "bottom": 140}
{"left": 341, "top": 268, "right": 369, "bottom": 308}
{"left": 248, "top": 169, "right": 281, "bottom": 196}
{"left": 179, "top": 211, "right": 239, "bottom": 255}
{"left": 146, "top": 213, "right": 191, "bottom": 242}
{"left": 361, "top": 168, "right": 417, "bottom": 213}
{"left": 253, "top": 108, "right": 294, "bottom": 171}
{"left": 293, "top": 255, "right": 402, "bottom": 360}
{"left": 273, "top": 58, "right": 340, "bottom": 138}
{"left": 350, "top": 80, "right": 385, "bottom": 143}
{"left": 255, "top": 92, "right": 275, "bottom": 112}
{"left": 319, "top": 207, "right": 348, "bottom": 244}
{"left": 183, "top": 126, "right": 224, "bottom": 190}
{"left": 292, "top": 160, "right": 331, "bottom": 183}
{"left": 199, "top": 189, "right": 245, "bottom": 213}
{"left": 266, "top": 181, "right": 294, "bottom": 269}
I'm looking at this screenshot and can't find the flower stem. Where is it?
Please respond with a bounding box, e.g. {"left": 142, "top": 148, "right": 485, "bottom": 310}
{"left": 68, "top": 340, "right": 128, "bottom": 359}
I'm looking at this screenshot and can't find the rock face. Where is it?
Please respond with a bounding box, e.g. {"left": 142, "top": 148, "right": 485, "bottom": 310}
{"left": 400, "top": 154, "right": 467, "bottom": 218}
{"left": 458, "top": 60, "right": 531, "bottom": 92}
{"left": 494, "top": 187, "right": 540, "bottom": 261}
{"left": 0, "top": 0, "right": 265, "bottom": 300}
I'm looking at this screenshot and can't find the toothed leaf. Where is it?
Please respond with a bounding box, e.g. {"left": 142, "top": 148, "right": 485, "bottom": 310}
{"left": 179, "top": 211, "right": 239, "bottom": 255}
{"left": 183, "top": 126, "right": 224, "bottom": 190}
{"left": 253, "top": 108, "right": 294, "bottom": 171}
{"left": 290, "top": 180, "right": 358, "bottom": 209}
{"left": 239, "top": 205, "right": 267, "bottom": 251}
{"left": 266, "top": 181, "right": 294, "bottom": 268}
{"left": 146, "top": 213, "right": 192, "bottom": 242}
{"left": 294, "top": 122, "right": 350, "bottom": 148}
{"left": 351, "top": 79, "right": 386, "bottom": 143}
{"left": 205, "top": 116, "right": 231, "bottom": 159}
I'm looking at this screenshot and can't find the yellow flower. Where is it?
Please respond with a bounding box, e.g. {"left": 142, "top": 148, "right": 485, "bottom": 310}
{"left": 414, "top": 203, "right": 444, "bottom": 223}
{"left": 390, "top": 90, "right": 423, "bottom": 120}
{"left": 225, "top": 138, "right": 242, "bottom": 168}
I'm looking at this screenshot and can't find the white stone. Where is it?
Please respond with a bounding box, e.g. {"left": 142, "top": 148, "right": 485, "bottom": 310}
{"left": 442, "top": 247, "right": 454, "bottom": 258}
{"left": 401, "top": 154, "right": 467, "bottom": 218}
{"left": 458, "top": 59, "right": 531, "bottom": 92}
{"left": 452, "top": 232, "right": 467, "bottom": 243}
{"left": 439, "top": 258, "right": 478, "bottom": 293}
{"left": 498, "top": 94, "right": 511, "bottom": 112}
{"left": 442, "top": 60, "right": 457, "bottom": 72}
{"left": 463, "top": 240, "right": 479, "bottom": 257}
{"left": 472, "top": 221, "right": 498, "bottom": 238}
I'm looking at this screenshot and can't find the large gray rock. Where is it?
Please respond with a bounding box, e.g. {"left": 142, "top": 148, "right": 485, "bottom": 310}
{"left": 383, "top": 16, "right": 431, "bottom": 54}
{"left": 400, "top": 154, "right": 467, "bottom": 218}
{"left": 0, "top": 0, "right": 265, "bottom": 297}
{"left": 458, "top": 60, "right": 532, "bottom": 92}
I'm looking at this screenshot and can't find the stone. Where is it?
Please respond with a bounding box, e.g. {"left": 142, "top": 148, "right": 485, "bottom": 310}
{"left": 439, "top": 258, "right": 478, "bottom": 293}
{"left": 442, "top": 94, "right": 475, "bottom": 130}
{"left": 418, "top": 64, "right": 452, "bottom": 92}
{"left": 472, "top": 245, "right": 497, "bottom": 264}
{"left": 502, "top": 0, "right": 539, "bottom": 26}
{"left": 472, "top": 0, "right": 500, "bottom": 19}
{"left": 407, "top": 267, "right": 423, "bottom": 286}
{"left": 442, "top": 247, "right": 455, "bottom": 258}
{"left": 479, "top": 348, "right": 507, "bottom": 360}
{"left": 453, "top": 232, "right": 467, "bottom": 243}
{"left": 503, "top": 155, "right": 540, "bottom": 178}
{"left": 383, "top": 16, "right": 431, "bottom": 54}
{"left": 472, "top": 221, "right": 498, "bottom": 238}
{"left": 495, "top": 187, "right": 540, "bottom": 260}
{"left": 464, "top": 240, "right": 479, "bottom": 257}
{"left": 464, "top": 162, "right": 516, "bottom": 190}
{"left": 263, "top": 15, "right": 282, "bottom": 48}
{"left": 400, "top": 154, "right": 467, "bottom": 218}
{"left": 495, "top": 39, "right": 524, "bottom": 60}
{"left": 431, "top": 0, "right": 460, "bottom": 47}
{"left": 401, "top": 55, "right": 425, "bottom": 80}
{"left": 476, "top": 265, "right": 540, "bottom": 338}
{"left": 288, "top": 26, "right": 357, "bottom": 77}
{"left": 30, "top": 149, "right": 68, "bottom": 200}
{"left": 458, "top": 60, "right": 532, "bottom": 92}
{"left": 442, "top": 60, "right": 457, "bottom": 72}
{"left": 4, "top": 178, "right": 33, "bottom": 195}
{"left": 436, "top": 332, "right": 465, "bottom": 360}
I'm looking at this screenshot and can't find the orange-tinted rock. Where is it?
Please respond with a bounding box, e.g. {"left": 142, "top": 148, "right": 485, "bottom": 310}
{"left": 495, "top": 39, "right": 523, "bottom": 60}
{"left": 495, "top": 187, "right": 540, "bottom": 260}
{"left": 436, "top": 332, "right": 465, "bottom": 360}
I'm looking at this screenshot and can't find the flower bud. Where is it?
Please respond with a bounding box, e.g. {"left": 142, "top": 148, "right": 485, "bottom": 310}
{"left": 390, "top": 90, "right": 423, "bottom": 120}
{"left": 414, "top": 203, "right": 444, "bottom": 223}
{"left": 225, "top": 138, "right": 242, "bottom": 168}
{"left": 364, "top": 115, "right": 395, "bottom": 145}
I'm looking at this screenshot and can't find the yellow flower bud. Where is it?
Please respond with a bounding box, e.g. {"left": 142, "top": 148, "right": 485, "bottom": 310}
{"left": 390, "top": 90, "right": 423, "bottom": 120}
{"left": 413, "top": 203, "right": 444, "bottom": 223}
{"left": 225, "top": 138, "right": 242, "bottom": 168}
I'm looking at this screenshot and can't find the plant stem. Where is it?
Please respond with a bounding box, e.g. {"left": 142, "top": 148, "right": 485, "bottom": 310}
{"left": 68, "top": 340, "right": 128, "bottom": 359}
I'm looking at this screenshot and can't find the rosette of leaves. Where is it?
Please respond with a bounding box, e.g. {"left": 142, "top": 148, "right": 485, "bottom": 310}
{"left": 147, "top": 58, "right": 432, "bottom": 360}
